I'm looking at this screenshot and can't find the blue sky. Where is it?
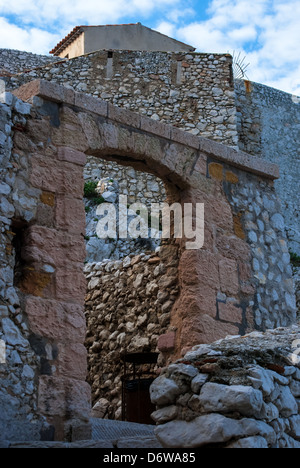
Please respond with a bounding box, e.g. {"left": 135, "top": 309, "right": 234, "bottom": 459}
{"left": 0, "top": 0, "right": 299, "bottom": 95}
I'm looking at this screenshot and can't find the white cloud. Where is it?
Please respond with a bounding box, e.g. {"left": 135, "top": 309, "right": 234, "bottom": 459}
{"left": 0, "top": 0, "right": 180, "bottom": 28}
{"left": 0, "top": 17, "right": 60, "bottom": 54}
{"left": 171, "top": 0, "right": 300, "bottom": 95}
{"left": 0, "top": 0, "right": 299, "bottom": 95}
{"left": 0, "top": 0, "right": 183, "bottom": 53}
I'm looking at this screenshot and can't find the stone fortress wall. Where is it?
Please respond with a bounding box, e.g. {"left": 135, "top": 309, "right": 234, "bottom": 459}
{"left": 0, "top": 49, "right": 59, "bottom": 75}
{"left": 0, "top": 91, "right": 50, "bottom": 440}
{"left": 0, "top": 43, "right": 299, "bottom": 446}
{"left": 1, "top": 47, "right": 299, "bottom": 265}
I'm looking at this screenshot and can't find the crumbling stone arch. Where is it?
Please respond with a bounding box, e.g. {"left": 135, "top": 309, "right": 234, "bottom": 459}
{"left": 9, "top": 79, "right": 295, "bottom": 441}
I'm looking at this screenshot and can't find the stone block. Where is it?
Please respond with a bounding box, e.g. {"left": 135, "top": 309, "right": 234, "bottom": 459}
{"left": 56, "top": 342, "right": 87, "bottom": 380}
{"left": 13, "top": 79, "right": 75, "bottom": 106}
{"left": 171, "top": 126, "right": 200, "bottom": 150}
{"left": 227, "top": 436, "right": 268, "bottom": 449}
{"left": 275, "top": 386, "right": 298, "bottom": 417}
{"left": 202, "top": 192, "right": 234, "bottom": 232}
{"left": 51, "top": 116, "right": 89, "bottom": 153}
{"left": 219, "top": 258, "right": 240, "bottom": 295}
{"left": 180, "top": 314, "right": 240, "bottom": 349}
{"left": 55, "top": 196, "right": 86, "bottom": 234}
{"left": 151, "top": 405, "right": 178, "bottom": 424}
{"left": 140, "top": 115, "right": 171, "bottom": 140}
{"left": 155, "top": 413, "right": 244, "bottom": 448}
{"left": 55, "top": 269, "right": 86, "bottom": 304}
{"left": 150, "top": 375, "right": 182, "bottom": 406}
{"left": 30, "top": 155, "right": 84, "bottom": 199}
{"left": 22, "top": 226, "right": 86, "bottom": 268}
{"left": 208, "top": 162, "right": 224, "bottom": 181}
{"left": 25, "top": 297, "right": 86, "bottom": 342}
{"left": 108, "top": 103, "right": 140, "bottom": 128}
{"left": 18, "top": 268, "right": 54, "bottom": 298}
{"left": 158, "top": 332, "right": 176, "bottom": 353}
{"left": 117, "top": 436, "right": 163, "bottom": 448}
{"left": 68, "top": 440, "right": 114, "bottom": 448}
{"left": 38, "top": 376, "right": 91, "bottom": 421}
{"left": 75, "top": 93, "right": 108, "bottom": 117}
{"left": 218, "top": 301, "right": 242, "bottom": 323}
{"left": 199, "top": 383, "right": 263, "bottom": 417}
{"left": 57, "top": 146, "right": 87, "bottom": 166}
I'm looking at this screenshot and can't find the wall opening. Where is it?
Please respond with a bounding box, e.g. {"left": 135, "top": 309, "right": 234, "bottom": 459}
{"left": 83, "top": 156, "right": 180, "bottom": 422}
{"left": 11, "top": 219, "right": 30, "bottom": 290}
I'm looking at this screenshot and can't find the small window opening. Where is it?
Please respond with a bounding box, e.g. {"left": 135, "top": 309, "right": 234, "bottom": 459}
{"left": 11, "top": 219, "right": 29, "bottom": 288}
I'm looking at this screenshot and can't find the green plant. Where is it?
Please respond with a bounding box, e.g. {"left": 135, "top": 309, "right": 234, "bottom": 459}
{"left": 290, "top": 251, "right": 300, "bottom": 268}
{"left": 84, "top": 182, "right": 105, "bottom": 206}
{"left": 84, "top": 181, "right": 98, "bottom": 198}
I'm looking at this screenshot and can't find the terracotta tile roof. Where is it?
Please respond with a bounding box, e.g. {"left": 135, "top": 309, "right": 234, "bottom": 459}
{"left": 50, "top": 26, "right": 84, "bottom": 55}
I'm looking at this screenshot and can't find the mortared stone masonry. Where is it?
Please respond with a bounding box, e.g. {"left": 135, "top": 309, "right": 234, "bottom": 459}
{"left": 0, "top": 79, "right": 296, "bottom": 441}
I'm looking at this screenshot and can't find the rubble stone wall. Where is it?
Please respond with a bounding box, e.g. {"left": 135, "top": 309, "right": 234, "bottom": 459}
{"left": 0, "top": 90, "right": 50, "bottom": 441}
{"left": 0, "top": 49, "right": 59, "bottom": 76}
{"left": 235, "top": 80, "right": 300, "bottom": 312}
{"left": 0, "top": 79, "right": 297, "bottom": 443}
{"left": 0, "top": 86, "right": 90, "bottom": 442}
{"left": 5, "top": 50, "right": 238, "bottom": 147}
{"left": 85, "top": 250, "right": 179, "bottom": 418}
{"left": 84, "top": 157, "right": 166, "bottom": 263}
{"left": 151, "top": 325, "right": 300, "bottom": 449}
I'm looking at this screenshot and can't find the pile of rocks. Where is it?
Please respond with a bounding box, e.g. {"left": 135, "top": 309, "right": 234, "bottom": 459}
{"left": 85, "top": 249, "right": 179, "bottom": 419}
{"left": 150, "top": 325, "right": 300, "bottom": 448}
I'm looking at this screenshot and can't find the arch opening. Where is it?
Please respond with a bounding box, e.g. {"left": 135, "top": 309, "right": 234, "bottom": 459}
{"left": 83, "top": 154, "right": 181, "bottom": 422}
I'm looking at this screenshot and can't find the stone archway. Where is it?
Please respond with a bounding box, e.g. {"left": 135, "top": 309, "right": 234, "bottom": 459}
{"left": 8, "top": 79, "right": 294, "bottom": 441}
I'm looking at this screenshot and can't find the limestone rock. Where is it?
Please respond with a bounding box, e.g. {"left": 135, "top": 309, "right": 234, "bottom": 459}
{"left": 91, "top": 398, "right": 110, "bottom": 418}
{"left": 227, "top": 436, "right": 268, "bottom": 449}
{"left": 150, "top": 375, "right": 182, "bottom": 406}
{"left": 151, "top": 405, "right": 178, "bottom": 424}
{"left": 1, "top": 318, "right": 28, "bottom": 347}
{"left": 155, "top": 413, "right": 244, "bottom": 448}
{"left": 275, "top": 386, "right": 298, "bottom": 417}
{"left": 199, "top": 383, "right": 263, "bottom": 417}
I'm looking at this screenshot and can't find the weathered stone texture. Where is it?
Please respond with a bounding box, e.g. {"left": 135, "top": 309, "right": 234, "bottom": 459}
{"left": 0, "top": 89, "right": 90, "bottom": 442}
{"left": 235, "top": 80, "right": 300, "bottom": 313}
{"left": 0, "top": 49, "right": 59, "bottom": 76}
{"left": 0, "top": 80, "right": 297, "bottom": 445}
{"left": 85, "top": 249, "right": 179, "bottom": 419}
{"left": 0, "top": 92, "right": 47, "bottom": 441}
{"left": 152, "top": 325, "right": 300, "bottom": 449}
{"left": 5, "top": 51, "right": 239, "bottom": 147}
{"left": 84, "top": 162, "right": 166, "bottom": 263}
